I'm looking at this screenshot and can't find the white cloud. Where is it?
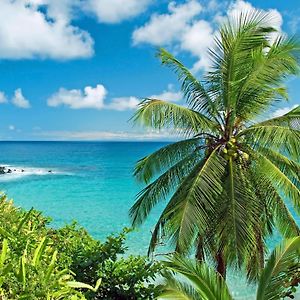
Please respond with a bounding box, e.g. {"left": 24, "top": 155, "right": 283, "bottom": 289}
{"left": 132, "top": 0, "right": 214, "bottom": 72}
{"left": 227, "top": 0, "right": 282, "bottom": 28}
{"left": 108, "top": 85, "right": 182, "bottom": 111}
{"left": 48, "top": 83, "right": 182, "bottom": 111}
{"left": 48, "top": 85, "right": 107, "bottom": 110}
{"left": 85, "top": 0, "right": 151, "bottom": 23}
{"left": 132, "top": 1, "right": 203, "bottom": 45}
{"left": 12, "top": 89, "right": 31, "bottom": 108}
{"left": 108, "top": 97, "right": 140, "bottom": 111}
{"left": 0, "top": 92, "right": 7, "bottom": 103}
{"left": 181, "top": 20, "right": 215, "bottom": 72}
{"left": 133, "top": 0, "right": 284, "bottom": 72}
{"left": 8, "top": 125, "right": 15, "bottom": 131}
{"left": 149, "top": 84, "right": 183, "bottom": 102}
{"left": 272, "top": 105, "right": 298, "bottom": 118}
{"left": 227, "top": 0, "right": 283, "bottom": 43}
{"left": 0, "top": 0, "right": 93, "bottom": 60}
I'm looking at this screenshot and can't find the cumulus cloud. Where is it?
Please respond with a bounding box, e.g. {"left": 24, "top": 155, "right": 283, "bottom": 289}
{"left": 181, "top": 20, "right": 215, "bottom": 72}
{"left": 272, "top": 104, "right": 298, "bottom": 118}
{"left": 108, "top": 85, "right": 182, "bottom": 111}
{"left": 132, "top": 0, "right": 214, "bottom": 72}
{"left": 108, "top": 97, "right": 140, "bottom": 111}
{"left": 0, "top": 0, "right": 154, "bottom": 60}
{"left": 133, "top": 0, "right": 203, "bottom": 45}
{"left": 0, "top": 92, "right": 7, "bottom": 104}
{"left": 12, "top": 89, "right": 31, "bottom": 108}
{"left": 149, "top": 84, "right": 183, "bottom": 102}
{"left": 47, "top": 85, "right": 107, "bottom": 110}
{"left": 226, "top": 0, "right": 283, "bottom": 42}
{"left": 0, "top": 0, "right": 93, "bottom": 60}
{"left": 227, "top": 0, "right": 282, "bottom": 28}
{"left": 133, "top": 0, "right": 284, "bottom": 72}
{"left": 8, "top": 125, "right": 15, "bottom": 131}
{"left": 85, "top": 0, "right": 151, "bottom": 23}
{"left": 48, "top": 83, "right": 182, "bottom": 111}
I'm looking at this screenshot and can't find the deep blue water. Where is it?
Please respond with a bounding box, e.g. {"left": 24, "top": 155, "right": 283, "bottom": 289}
{"left": 0, "top": 141, "right": 291, "bottom": 299}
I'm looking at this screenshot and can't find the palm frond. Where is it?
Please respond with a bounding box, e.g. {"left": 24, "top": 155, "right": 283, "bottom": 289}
{"left": 131, "top": 99, "right": 218, "bottom": 137}
{"left": 207, "top": 9, "right": 280, "bottom": 120}
{"left": 254, "top": 146, "right": 300, "bottom": 184}
{"left": 130, "top": 150, "right": 202, "bottom": 227}
{"left": 249, "top": 149, "right": 300, "bottom": 214}
{"left": 159, "top": 271, "right": 201, "bottom": 300}
{"left": 256, "top": 105, "right": 300, "bottom": 129}
{"left": 248, "top": 165, "right": 299, "bottom": 239}
{"left": 238, "top": 125, "right": 300, "bottom": 161}
{"left": 134, "top": 137, "right": 201, "bottom": 183}
{"left": 270, "top": 191, "right": 300, "bottom": 238}
{"left": 148, "top": 148, "right": 227, "bottom": 254}
{"left": 157, "top": 48, "right": 218, "bottom": 119}
{"left": 213, "top": 159, "right": 259, "bottom": 266}
{"left": 162, "top": 255, "right": 233, "bottom": 300}
{"left": 256, "top": 237, "right": 300, "bottom": 300}
{"left": 235, "top": 38, "right": 300, "bottom": 120}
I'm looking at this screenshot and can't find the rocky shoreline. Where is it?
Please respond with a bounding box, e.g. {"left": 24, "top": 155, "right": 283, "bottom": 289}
{"left": 0, "top": 166, "right": 52, "bottom": 175}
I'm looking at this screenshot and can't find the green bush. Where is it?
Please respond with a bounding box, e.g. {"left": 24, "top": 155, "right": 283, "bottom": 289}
{"left": 0, "top": 194, "right": 162, "bottom": 299}
{"left": 0, "top": 238, "right": 89, "bottom": 299}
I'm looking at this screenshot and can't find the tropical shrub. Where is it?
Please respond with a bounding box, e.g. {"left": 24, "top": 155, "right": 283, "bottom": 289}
{"left": 0, "top": 238, "right": 92, "bottom": 300}
{"left": 52, "top": 225, "right": 162, "bottom": 299}
{"left": 159, "top": 237, "right": 300, "bottom": 300}
{"left": 129, "top": 9, "right": 300, "bottom": 279}
{"left": 0, "top": 194, "right": 162, "bottom": 299}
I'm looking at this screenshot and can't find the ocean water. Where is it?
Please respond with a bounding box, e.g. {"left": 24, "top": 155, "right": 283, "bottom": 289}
{"left": 0, "top": 141, "right": 291, "bottom": 299}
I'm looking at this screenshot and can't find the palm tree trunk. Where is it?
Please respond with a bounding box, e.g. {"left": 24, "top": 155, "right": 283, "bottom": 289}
{"left": 256, "top": 230, "right": 264, "bottom": 270}
{"left": 216, "top": 251, "right": 226, "bottom": 278}
{"left": 195, "top": 236, "right": 204, "bottom": 262}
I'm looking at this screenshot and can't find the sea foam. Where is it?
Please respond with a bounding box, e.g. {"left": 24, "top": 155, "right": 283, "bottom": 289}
{"left": 0, "top": 164, "right": 69, "bottom": 182}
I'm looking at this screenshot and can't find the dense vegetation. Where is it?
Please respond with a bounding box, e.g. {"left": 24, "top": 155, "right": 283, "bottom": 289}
{"left": 130, "top": 10, "right": 300, "bottom": 280}
{"left": 0, "top": 194, "right": 162, "bottom": 299}
{"left": 1, "top": 191, "right": 300, "bottom": 299}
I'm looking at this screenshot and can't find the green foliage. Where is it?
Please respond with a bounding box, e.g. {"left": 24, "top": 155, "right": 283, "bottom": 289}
{"left": 96, "top": 256, "right": 162, "bottom": 299}
{"left": 130, "top": 9, "right": 300, "bottom": 279}
{"left": 159, "top": 237, "right": 300, "bottom": 300}
{"left": 52, "top": 225, "right": 162, "bottom": 299}
{"left": 0, "top": 238, "right": 87, "bottom": 299}
{"left": 0, "top": 194, "right": 162, "bottom": 299}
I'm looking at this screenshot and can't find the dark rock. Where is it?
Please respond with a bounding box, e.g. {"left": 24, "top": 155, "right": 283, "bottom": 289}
{"left": 0, "top": 167, "right": 5, "bottom": 174}
{"left": 48, "top": 170, "right": 52, "bottom": 173}
{"left": 21, "top": 169, "right": 24, "bottom": 172}
{"left": 7, "top": 169, "right": 12, "bottom": 173}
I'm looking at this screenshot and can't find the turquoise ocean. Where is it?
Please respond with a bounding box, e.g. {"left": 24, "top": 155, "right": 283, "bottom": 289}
{"left": 0, "top": 141, "right": 293, "bottom": 299}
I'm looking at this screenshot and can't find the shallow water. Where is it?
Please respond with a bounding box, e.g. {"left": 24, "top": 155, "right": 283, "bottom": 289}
{"left": 0, "top": 141, "right": 295, "bottom": 298}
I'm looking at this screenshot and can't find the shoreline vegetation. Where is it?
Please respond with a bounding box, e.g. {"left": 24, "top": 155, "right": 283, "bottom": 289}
{"left": 2, "top": 190, "right": 300, "bottom": 300}
{"left": 0, "top": 194, "right": 162, "bottom": 299}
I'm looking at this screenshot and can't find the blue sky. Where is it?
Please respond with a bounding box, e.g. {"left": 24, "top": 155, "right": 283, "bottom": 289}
{"left": 0, "top": 0, "right": 299, "bottom": 141}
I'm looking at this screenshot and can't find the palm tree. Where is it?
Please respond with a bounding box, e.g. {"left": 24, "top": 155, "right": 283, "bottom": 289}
{"left": 129, "top": 10, "right": 300, "bottom": 278}
{"left": 159, "top": 237, "right": 300, "bottom": 300}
